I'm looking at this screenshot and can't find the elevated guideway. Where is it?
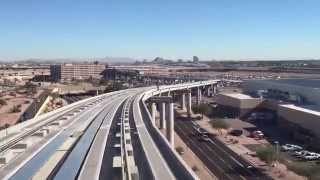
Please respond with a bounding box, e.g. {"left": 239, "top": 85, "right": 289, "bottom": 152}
{"left": 0, "top": 80, "right": 222, "bottom": 180}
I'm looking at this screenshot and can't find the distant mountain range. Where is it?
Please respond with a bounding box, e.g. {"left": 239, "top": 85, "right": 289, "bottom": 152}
{"left": 0, "top": 57, "right": 138, "bottom": 64}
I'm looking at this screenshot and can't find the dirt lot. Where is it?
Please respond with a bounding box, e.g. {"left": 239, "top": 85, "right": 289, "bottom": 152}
{"left": 0, "top": 90, "right": 42, "bottom": 128}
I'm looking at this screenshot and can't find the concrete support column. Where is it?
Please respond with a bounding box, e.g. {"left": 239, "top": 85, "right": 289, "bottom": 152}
{"left": 197, "top": 87, "right": 202, "bottom": 104}
{"left": 160, "top": 103, "right": 166, "bottom": 129}
{"left": 151, "top": 103, "right": 156, "bottom": 126}
{"left": 213, "top": 85, "right": 217, "bottom": 95}
{"left": 211, "top": 84, "right": 214, "bottom": 96}
{"left": 171, "top": 92, "right": 175, "bottom": 101}
{"left": 207, "top": 86, "right": 211, "bottom": 97}
{"left": 181, "top": 93, "right": 186, "bottom": 110}
{"left": 187, "top": 90, "right": 192, "bottom": 117}
{"left": 166, "top": 102, "right": 174, "bottom": 147}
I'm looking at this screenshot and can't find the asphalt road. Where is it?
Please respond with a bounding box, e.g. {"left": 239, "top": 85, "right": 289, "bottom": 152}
{"left": 175, "top": 115, "right": 272, "bottom": 180}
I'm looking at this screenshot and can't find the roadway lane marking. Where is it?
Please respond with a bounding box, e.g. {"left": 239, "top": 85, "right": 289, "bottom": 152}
{"left": 208, "top": 139, "right": 245, "bottom": 167}
{"left": 230, "top": 156, "right": 244, "bottom": 167}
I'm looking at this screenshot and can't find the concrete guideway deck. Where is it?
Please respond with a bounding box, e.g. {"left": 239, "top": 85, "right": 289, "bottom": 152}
{"left": 77, "top": 94, "right": 134, "bottom": 180}
{"left": 0, "top": 80, "right": 228, "bottom": 180}
{"left": 3, "top": 95, "right": 121, "bottom": 180}
{"left": 54, "top": 96, "right": 129, "bottom": 180}
{"left": 0, "top": 92, "right": 110, "bottom": 149}
{"left": 133, "top": 93, "right": 176, "bottom": 180}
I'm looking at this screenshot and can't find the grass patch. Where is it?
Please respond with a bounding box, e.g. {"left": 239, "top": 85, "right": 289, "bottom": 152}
{"left": 284, "top": 161, "right": 320, "bottom": 179}
{"left": 256, "top": 145, "right": 277, "bottom": 165}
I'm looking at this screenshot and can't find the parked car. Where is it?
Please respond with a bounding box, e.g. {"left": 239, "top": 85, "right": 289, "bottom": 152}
{"left": 198, "top": 134, "right": 210, "bottom": 142}
{"left": 281, "top": 144, "right": 303, "bottom": 151}
{"left": 196, "top": 127, "right": 210, "bottom": 136}
{"left": 249, "top": 130, "right": 264, "bottom": 139}
{"left": 294, "top": 150, "right": 310, "bottom": 157}
{"left": 302, "top": 154, "right": 320, "bottom": 161}
{"left": 229, "top": 129, "right": 243, "bottom": 136}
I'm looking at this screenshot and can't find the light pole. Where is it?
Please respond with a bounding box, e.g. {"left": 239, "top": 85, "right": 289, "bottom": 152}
{"left": 274, "top": 141, "right": 279, "bottom": 164}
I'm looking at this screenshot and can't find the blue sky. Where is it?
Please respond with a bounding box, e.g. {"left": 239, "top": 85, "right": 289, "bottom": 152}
{"left": 0, "top": 0, "right": 320, "bottom": 60}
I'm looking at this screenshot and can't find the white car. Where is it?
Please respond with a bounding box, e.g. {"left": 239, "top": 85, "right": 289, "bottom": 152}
{"left": 294, "top": 150, "right": 310, "bottom": 157}
{"left": 281, "top": 144, "right": 303, "bottom": 151}
{"left": 302, "top": 154, "right": 320, "bottom": 161}
{"left": 295, "top": 150, "right": 320, "bottom": 159}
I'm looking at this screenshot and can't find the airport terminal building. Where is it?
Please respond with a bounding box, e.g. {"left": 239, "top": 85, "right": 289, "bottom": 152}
{"left": 242, "top": 79, "right": 320, "bottom": 106}
{"left": 215, "top": 91, "right": 320, "bottom": 150}
{"left": 277, "top": 104, "right": 320, "bottom": 149}
{"left": 219, "top": 79, "right": 320, "bottom": 150}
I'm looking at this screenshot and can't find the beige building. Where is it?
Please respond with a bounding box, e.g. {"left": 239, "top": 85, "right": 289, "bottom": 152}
{"left": 216, "top": 92, "right": 320, "bottom": 149}
{"left": 278, "top": 104, "right": 320, "bottom": 149}
{"left": 50, "top": 64, "right": 106, "bottom": 81}
{"left": 215, "top": 93, "right": 262, "bottom": 117}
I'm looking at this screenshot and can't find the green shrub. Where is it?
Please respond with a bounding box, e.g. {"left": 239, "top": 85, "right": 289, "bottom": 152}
{"left": 210, "top": 118, "right": 230, "bottom": 130}
{"left": 192, "top": 165, "right": 199, "bottom": 172}
{"left": 192, "top": 103, "right": 212, "bottom": 119}
{"left": 10, "top": 105, "right": 21, "bottom": 113}
{"left": 256, "top": 145, "right": 276, "bottom": 165}
{"left": 51, "top": 92, "right": 59, "bottom": 100}
{"left": 0, "top": 99, "right": 7, "bottom": 106}
{"left": 176, "top": 146, "right": 184, "bottom": 155}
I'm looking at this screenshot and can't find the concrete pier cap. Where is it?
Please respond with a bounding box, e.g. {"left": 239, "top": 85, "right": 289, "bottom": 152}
{"left": 148, "top": 96, "right": 175, "bottom": 146}
{"left": 171, "top": 89, "right": 190, "bottom": 111}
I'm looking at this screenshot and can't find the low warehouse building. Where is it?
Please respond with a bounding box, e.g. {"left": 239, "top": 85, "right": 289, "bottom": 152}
{"left": 215, "top": 93, "right": 262, "bottom": 118}
{"left": 278, "top": 104, "right": 320, "bottom": 149}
